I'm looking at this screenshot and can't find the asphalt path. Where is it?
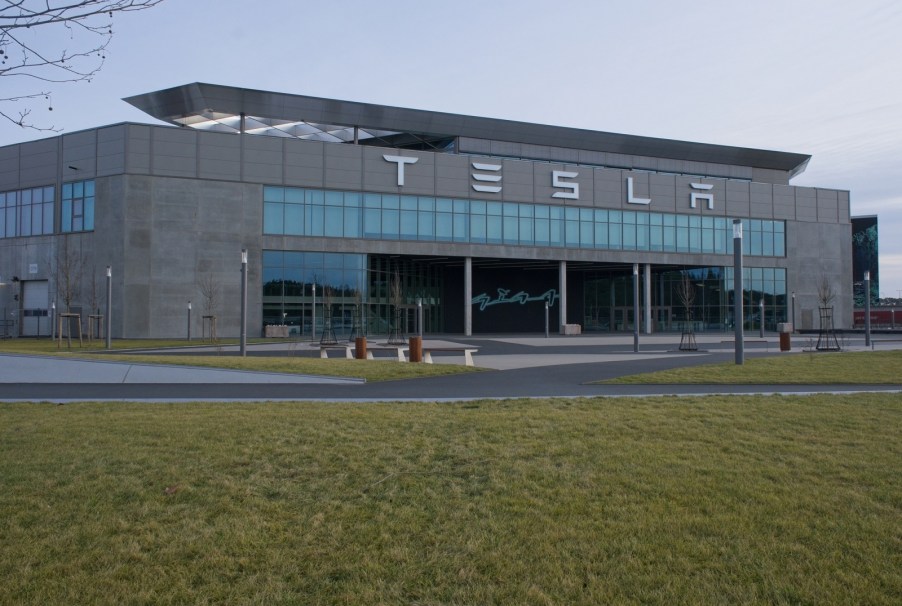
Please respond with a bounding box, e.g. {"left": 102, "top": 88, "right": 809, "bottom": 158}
{"left": 2, "top": 334, "right": 900, "bottom": 402}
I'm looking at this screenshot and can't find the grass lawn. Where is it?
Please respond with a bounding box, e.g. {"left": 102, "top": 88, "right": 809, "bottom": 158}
{"left": 2, "top": 396, "right": 900, "bottom": 605}
{"left": 0, "top": 339, "right": 480, "bottom": 382}
{"left": 602, "top": 349, "right": 902, "bottom": 384}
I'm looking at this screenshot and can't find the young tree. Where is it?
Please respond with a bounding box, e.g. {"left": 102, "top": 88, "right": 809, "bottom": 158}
{"left": 55, "top": 235, "right": 83, "bottom": 312}
{"left": 817, "top": 275, "right": 836, "bottom": 308}
{"left": 1, "top": 0, "right": 165, "bottom": 130}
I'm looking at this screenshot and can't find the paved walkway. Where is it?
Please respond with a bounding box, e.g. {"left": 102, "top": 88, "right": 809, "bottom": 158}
{"left": 1, "top": 333, "right": 900, "bottom": 402}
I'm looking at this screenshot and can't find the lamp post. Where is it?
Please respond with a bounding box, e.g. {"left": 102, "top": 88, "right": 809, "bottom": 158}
{"left": 733, "top": 220, "right": 744, "bottom": 365}
{"left": 791, "top": 291, "right": 796, "bottom": 333}
{"left": 240, "top": 249, "right": 248, "bottom": 357}
{"left": 51, "top": 301, "right": 56, "bottom": 340}
{"left": 633, "top": 263, "right": 639, "bottom": 353}
{"left": 187, "top": 300, "right": 192, "bottom": 341}
{"left": 544, "top": 301, "right": 549, "bottom": 338}
{"left": 864, "top": 271, "right": 871, "bottom": 348}
{"left": 759, "top": 298, "right": 765, "bottom": 338}
{"left": 311, "top": 282, "right": 316, "bottom": 340}
{"left": 417, "top": 297, "right": 423, "bottom": 337}
{"left": 105, "top": 266, "right": 112, "bottom": 349}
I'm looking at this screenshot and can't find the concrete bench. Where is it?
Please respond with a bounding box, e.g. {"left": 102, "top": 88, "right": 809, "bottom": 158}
{"left": 422, "top": 347, "right": 479, "bottom": 367}
{"left": 371, "top": 344, "right": 410, "bottom": 362}
{"left": 316, "top": 344, "right": 373, "bottom": 360}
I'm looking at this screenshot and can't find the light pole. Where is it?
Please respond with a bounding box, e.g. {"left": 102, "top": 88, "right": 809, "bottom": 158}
{"left": 864, "top": 271, "right": 871, "bottom": 348}
{"left": 791, "top": 291, "right": 796, "bottom": 333}
{"left": 51, "top": 301, "right": 56, "bottom": 340}
{"left": 311, "top": 282, "right": 316, "bottom": 340}
{"left": 633, "top": 263, "right": 639, "bottom": 353}
{"left": 733, "top": 220, "right": 744, "bottom": 365}
{"left": 240, "top": 249, "right": 248, "bottom": 357}
{"left": 417, "top": 297, "right": 423, "bottom": 337}
{"left": 759, "top": 298, "right": 765, "bottom": 338}
{"left": 187, "top": 300, "right": 192, "bottom": 341}
{"left": 105, "top": 266, "right": 112, "bottom": 349}
{"left": 544, "top": 301, "right": 549, "bottom": 338}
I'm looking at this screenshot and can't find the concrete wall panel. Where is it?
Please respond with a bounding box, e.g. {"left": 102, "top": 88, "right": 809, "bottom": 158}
{"left": 62, "top": 131, "right": 97, "bottom": 178}
{"left": 794, "top": 187, "right": 817, "bottom": 222}
{"left": 198, "top": 131, "right": 241, "bottom": 182}
{"left": 435, "top": 154, "right": 470, "bottom": 199}
{"left": 284, "top": 139, "right": 324, "bottom": 187}
{"left": 151, "top": 128, "right": 197, "bottom": 178}
{"left": 816, "top": 188, "right": 839, "bottom": 223}
{"left": 242, "top": 135, "right": 282, "bottom": 184}
{"left": 97, "top": 126, "right": 126, "bottom": 176}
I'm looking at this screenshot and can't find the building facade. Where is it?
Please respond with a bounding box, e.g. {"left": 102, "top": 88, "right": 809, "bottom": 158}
{"left": 0, "top": 83, "right": 852, "bottom": 339}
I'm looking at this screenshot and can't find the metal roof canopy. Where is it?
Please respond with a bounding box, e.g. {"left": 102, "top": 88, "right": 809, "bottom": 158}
{"left": 124, "top": 83, "right": 811, "bottom": 175}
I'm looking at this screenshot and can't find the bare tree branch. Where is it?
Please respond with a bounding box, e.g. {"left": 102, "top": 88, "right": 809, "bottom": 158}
{"left": 0, "top": 0, "right": 164, "bottom": 130}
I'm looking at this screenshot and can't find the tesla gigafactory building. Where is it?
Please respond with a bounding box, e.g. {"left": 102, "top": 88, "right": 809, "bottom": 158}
{"left": 0, "top": 83, "right": 851, "bottom": 339}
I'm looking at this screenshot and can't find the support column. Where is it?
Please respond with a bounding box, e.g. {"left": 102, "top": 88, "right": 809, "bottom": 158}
{"left": 464, "top": 257, "right": 472, "bottom": 336}
{"left": 644, "top": 263, "right": 652, "bottom": 334}
{"left": 559, "top": 260, "right": 567, "bottom": 332}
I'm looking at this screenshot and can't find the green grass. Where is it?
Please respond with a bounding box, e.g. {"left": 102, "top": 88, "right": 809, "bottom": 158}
{"left": 0, "top": 339, "right": 481, "bottom": 382}
{"left": 602, "top": 349, "right": 902, "bottom": 384}
{"left": 2, "top": 396, "right": 900, "bottom": 605}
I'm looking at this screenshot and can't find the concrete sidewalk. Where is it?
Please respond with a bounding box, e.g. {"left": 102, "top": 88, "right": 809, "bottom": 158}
{"left": 0, "top": 354, "right": 362, "bottom": 385}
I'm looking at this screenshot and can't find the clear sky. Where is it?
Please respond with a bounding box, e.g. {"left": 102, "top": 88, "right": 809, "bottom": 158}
{"left": 4, "top": 0, "right": 901, "bottom": 298}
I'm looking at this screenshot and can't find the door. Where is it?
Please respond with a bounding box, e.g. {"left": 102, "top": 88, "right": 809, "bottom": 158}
{"left": 21, "top": 280, "right": 49, "bottom": 337}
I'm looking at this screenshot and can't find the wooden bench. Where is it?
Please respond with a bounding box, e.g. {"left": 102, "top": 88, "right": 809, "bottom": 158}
{"left": 422, "top": 346, "right": 479, "bottom": 367}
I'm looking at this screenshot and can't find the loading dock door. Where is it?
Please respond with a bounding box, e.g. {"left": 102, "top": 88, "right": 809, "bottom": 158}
{"left": 21, "top": 280, "right": 49, "bottom": 337}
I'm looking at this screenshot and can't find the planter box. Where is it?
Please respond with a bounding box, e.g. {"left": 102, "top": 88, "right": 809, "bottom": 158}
{"left": 264, "top": 325, "right": 289, "bottom": 338}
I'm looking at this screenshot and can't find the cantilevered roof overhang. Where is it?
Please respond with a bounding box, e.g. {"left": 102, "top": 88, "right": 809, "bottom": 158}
{"left": 124, "top": 83, "right": 811, "bottom": 176}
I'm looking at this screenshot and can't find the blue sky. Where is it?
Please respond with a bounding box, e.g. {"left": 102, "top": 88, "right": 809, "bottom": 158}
{"left": 4, "top": 0, "right": 901, "bottom": 297}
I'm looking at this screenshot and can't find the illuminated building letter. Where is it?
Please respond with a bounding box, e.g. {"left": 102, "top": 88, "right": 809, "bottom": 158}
{"left": 472, "top": 162, "right": 502, "bottom": 193}
{"left": 690, "top": 182, "right": 714, "bottom": 209}
{"left": 383, "top": 154, "right": 418, "bottom": 186}
{"left": 552, "top": 170, "right": 579, "bottom": 200}
{"left": 626, "top": 177, "right": 651, "bottom": 205}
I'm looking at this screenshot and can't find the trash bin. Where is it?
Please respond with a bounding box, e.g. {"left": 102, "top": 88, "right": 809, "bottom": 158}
{"left": 777, "top": 322, "right": 792, "bottom": 351}
{"left": 355, "top": 336, "right": 367, "bottom": 360}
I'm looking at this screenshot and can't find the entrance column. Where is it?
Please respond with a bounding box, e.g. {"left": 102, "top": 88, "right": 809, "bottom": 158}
{"left": 464, "top": 257, "right": 472, "bottom": 336}
{"left": 559, "top": 260, "right": 567, "bottom": 331}
{"left": 644, "top": 263, "right": 652, "bottom": 334}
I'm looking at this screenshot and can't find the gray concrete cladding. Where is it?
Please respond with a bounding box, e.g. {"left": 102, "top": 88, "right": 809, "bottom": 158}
{"left": 0, "top": 123, "right": 850, "bottom": 224}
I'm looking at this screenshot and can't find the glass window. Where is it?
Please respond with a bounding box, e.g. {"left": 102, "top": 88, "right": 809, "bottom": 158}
{"left": 61, "top": 180, "right": 93, "bottom": 233}
{"left": 344, "top": 206, "right": 360, "bottom": 238}
{"left": 486, "top": 216, "right": 502, "bottom": 244}
{"left": 418, "top": 209, "right": 434, "bottom": 240}
{"left": 436, "top": 213, "right": 453, "bottom": 241}
{"left": 400, "top": 209, "right": 417, "bottom": 240}
{"left": 364, "top": 209, "right": 381, "bottom": 238}
{"left": 382, "top": 209, "right": 399, "bottom": 238}
{"left": 325, "top": 206, "right": 343, "bottom": 237}
{"left": 470, "top": 214, "right": 486, "bottom": 243}
{"left": 519, "top": 217, "right": 534, "bottom": 245}
{"left": 285, "top": 203, "right": 303, "bottom": 235}
{"left": 503, "top": 216, "right": 519, "bottom": 244}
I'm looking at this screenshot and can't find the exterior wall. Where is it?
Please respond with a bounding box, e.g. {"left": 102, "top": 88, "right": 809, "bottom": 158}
{"left": 0, "top": 122, "right": 853, "bottom": 337}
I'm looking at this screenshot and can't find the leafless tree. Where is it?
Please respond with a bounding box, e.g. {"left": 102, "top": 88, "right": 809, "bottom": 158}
{"left": 1, "top": 0, "right": 165, "bottom": 130}
{"left": 676, "top": 273, "right": 696, "bottom": 320}
{"left": 817, "top": 275, "right": 836, "bottom": 308}
{"left": 197, "top": 273, "right": 218, "bottom": 317}
{"left": 55, "top": 235, "right": 83, "bottom": 311}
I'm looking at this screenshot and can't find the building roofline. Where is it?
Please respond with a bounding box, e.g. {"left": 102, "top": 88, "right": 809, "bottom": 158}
{"left": 124, "top": 82, "right": 811, "bottom": 176}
